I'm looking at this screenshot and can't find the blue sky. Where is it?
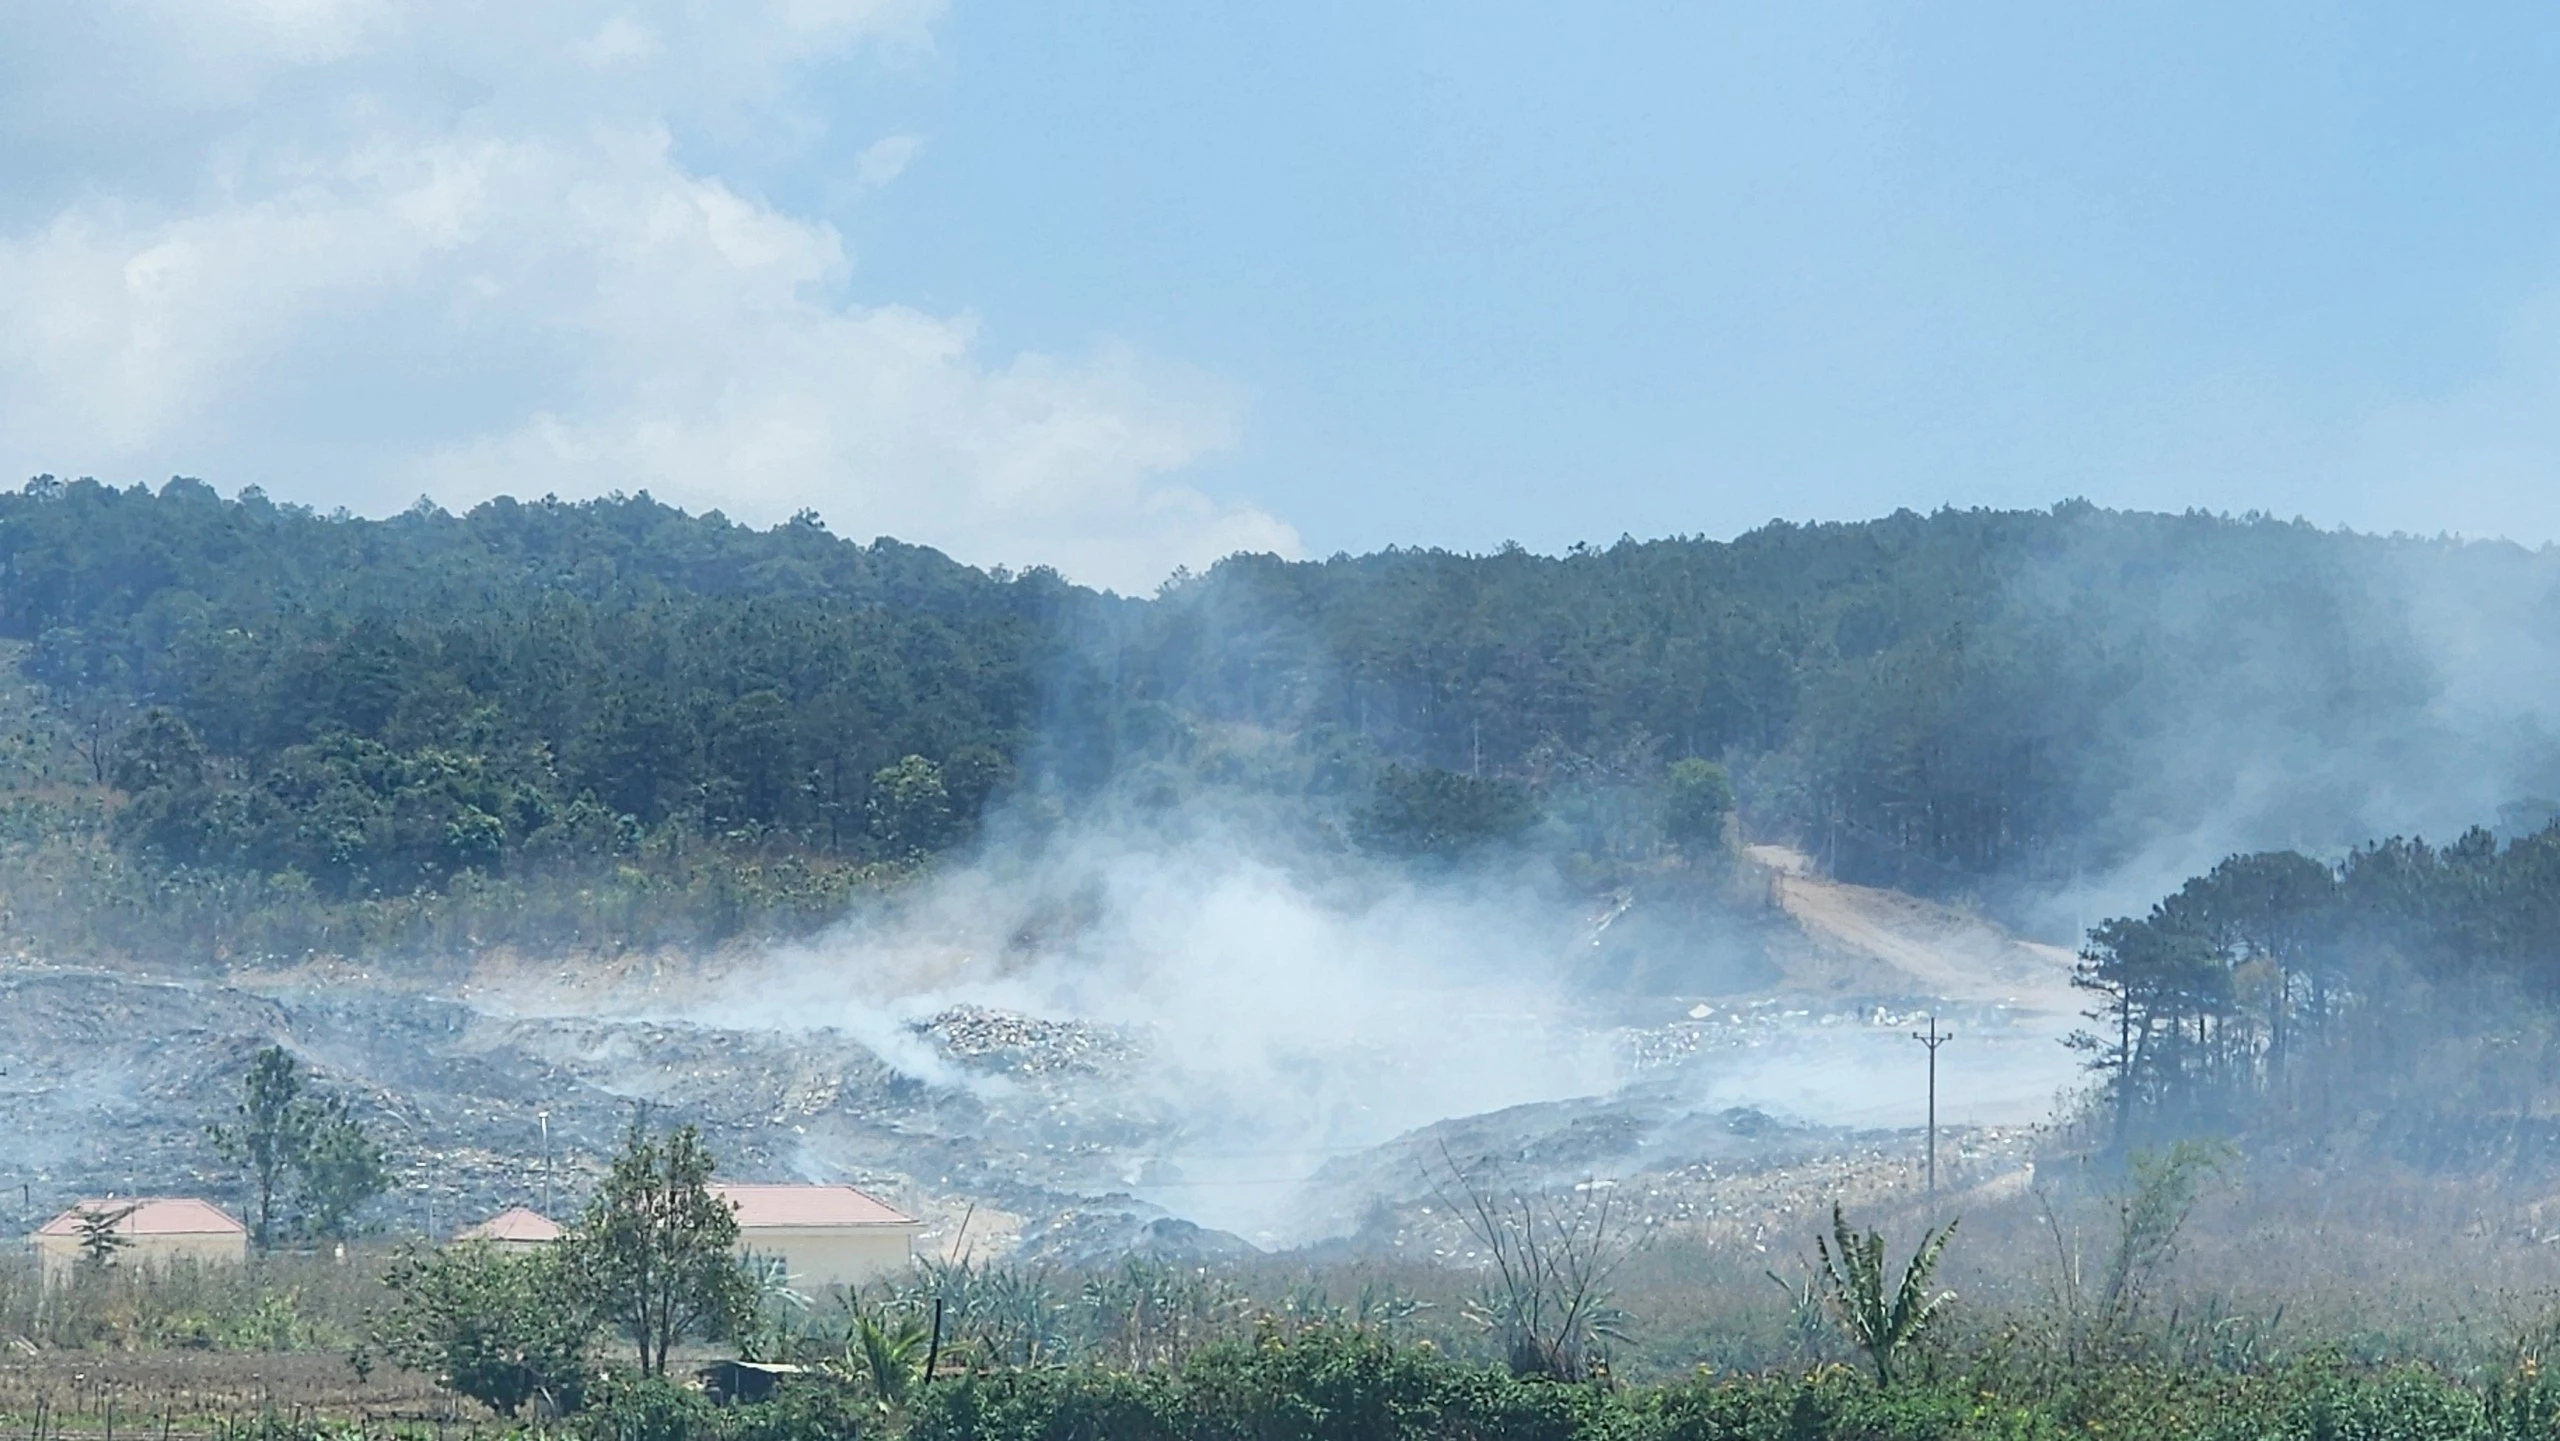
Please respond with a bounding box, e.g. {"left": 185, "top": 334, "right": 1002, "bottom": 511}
{"left": 6, "top": 3, "right": 2560, "bottom": 588}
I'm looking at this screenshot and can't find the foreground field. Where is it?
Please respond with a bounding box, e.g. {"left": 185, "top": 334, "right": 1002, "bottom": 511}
{"left": 12, "top": 1164, "right": 2560, "bottom": 1441}
{"left": 4, "top": 1326, "right": 2555, "bottom": 1441}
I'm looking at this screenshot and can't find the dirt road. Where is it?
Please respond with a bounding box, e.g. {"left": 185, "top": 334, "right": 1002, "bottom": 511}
{"left": 1743, "top": 844, "right": 2079, "bottom": 1012}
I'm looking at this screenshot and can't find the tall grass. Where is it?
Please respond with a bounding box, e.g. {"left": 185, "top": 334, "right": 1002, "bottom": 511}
{"left": 0, "top": 1253, "right": 383, "bottom": 1355}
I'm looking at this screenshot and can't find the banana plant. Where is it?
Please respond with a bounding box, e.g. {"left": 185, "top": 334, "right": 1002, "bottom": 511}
{"left": 1815, "top": 1202, "right": 1958, "bottom": 1386}
{"left": 847, "top": 1308, "right": 932, "bottom": 1410}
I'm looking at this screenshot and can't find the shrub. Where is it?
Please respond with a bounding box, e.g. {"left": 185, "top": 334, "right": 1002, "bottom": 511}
{"left": 730, "top": 1378, "right": 870, "bottom": 1441}
{"left": 578, "top": 1373, "right": 722, "bottom": 1441}
{"left": 907, "top": 1366, "right": 1178, "bottom": 1441}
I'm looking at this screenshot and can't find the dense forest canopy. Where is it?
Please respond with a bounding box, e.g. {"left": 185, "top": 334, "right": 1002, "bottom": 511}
{"left": 1129, "top": 508, "right": 2559, "bottom": 903}
{"left": 4, "top": 474, "right": 2559, "bottom": 961}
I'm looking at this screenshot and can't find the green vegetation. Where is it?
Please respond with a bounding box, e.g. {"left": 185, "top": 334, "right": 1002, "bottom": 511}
{"left": 572, "top": 1121, "right": 757, "bottom": 1377}
{"left": 1660, "top": 759, "right": 1734, "bottom": 862}
{"left": 1437, "top": 1159, "right": 1633, "bottom": 1382}
{"left": 2068, "top": 827, "right": 2560, "bottom": 1159}
{"left": 900, "top": 1328, "right": 2548, "bottom": 1441}
{"left": 0, "top": 1252, "right": 381, "bottom": 1354}
{"left": 1813, "top": 1205, "right": 1954, "bottom": 1386}
{"left": 20, "top": 482, "right": 2560, "bottom": 1435}
{"left": 374, "top": 1118, "right": 752, "bottom": 1412}
{"left": 375, "top": 1244, "right": 592, "bottom": 1416}
{"left": 1352, "top": 765, "right": 1539, "bottom": 859}
{"left": 0, "top": 479, "right": 1048, "bottom": 960}
{"left": 70, "top": 1203, "right": 139, "bottom": 1271}
{"left": 208, "top": 1046, "right": 389, "bottom": 1249}
{"left": 13, "top": 1167, "right": 2560, "bottom": 1441}
{"left": 11, "top": 480, "right": 2554, "bottom": 961}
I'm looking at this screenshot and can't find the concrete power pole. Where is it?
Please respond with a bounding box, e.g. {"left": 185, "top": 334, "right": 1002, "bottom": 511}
{"left": 1911, "top": 1014, "right": 1954, "bottom": 1198}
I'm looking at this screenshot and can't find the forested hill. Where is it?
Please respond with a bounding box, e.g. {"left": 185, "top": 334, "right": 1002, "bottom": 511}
{"left": 3, "top": 474, "right": 2556, "bottom": 961}
{"left": 1128, "top": 505, "right": 2560, "bottom": 898}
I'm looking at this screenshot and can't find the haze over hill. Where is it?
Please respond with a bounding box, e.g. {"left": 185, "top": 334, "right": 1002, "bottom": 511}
{"left": 3, "top": 480, "right": 2560, "bottom": 1249}
{"left": 8, "top": 482, "right": 2560, "bottom": 949}
{"left": 27, "top": 8, "right": 2560, "bottom": 1431}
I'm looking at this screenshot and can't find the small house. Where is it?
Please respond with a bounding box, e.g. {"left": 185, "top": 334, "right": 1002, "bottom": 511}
{"left": 711, "top": 1183, "right": 919, "bottom": 1291}
{"left": 31, "top": 1198, "right": 248, "bottom": 1283}
{"left": 454, "top": 1206, "right": 566, "bottom": 1251}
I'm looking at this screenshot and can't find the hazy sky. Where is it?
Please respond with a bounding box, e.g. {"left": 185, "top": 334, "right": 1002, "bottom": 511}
{"left": 7, "top": 3, "right": 2560, "bottom": 589}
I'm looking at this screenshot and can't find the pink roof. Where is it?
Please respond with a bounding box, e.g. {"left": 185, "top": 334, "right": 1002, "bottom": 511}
{"left": 711, "top": 1183, "right": 915, "bottom": 1229}
{"left": 36, "top": 1198, "right": 245, "bottom": 1238}
{"left": 455, "top": 1206, "right": 565, "bottom": 1243}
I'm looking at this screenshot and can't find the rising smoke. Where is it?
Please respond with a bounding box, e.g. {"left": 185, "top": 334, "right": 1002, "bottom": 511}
{"left": 694, "top": 514, "right": 2560, "bottom": 1244}
{"left": 2005, "top": 513, "right": 2560, "bottom": 931}
{"left": 692, "top": 803, "right": 1623, "bottom": 1239}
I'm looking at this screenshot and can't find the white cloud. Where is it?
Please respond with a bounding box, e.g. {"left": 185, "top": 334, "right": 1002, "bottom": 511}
{"left": 853, "top": 133, "right": 924, "bottom": 190}
{"left": 0, "top": 0, "right": 1297, "bottom": 592}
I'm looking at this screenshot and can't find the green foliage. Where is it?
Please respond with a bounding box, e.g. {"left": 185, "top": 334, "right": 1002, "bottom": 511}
{"left": 731, "top": 1377, "right": 875, "bottom": 1441}
{"left": 907, "top": 1325, "right": 1594, "bottom": 1441}
{"left": 298, "top": 1095, "right": 391, "bottom": 1243}
{"left": 1814, "top": 1204, "right": 1956, "bottom": 1386}
{"left": 569, "top": 1118, "right": 755, "bottom": 1376}
{"left": 17, "top": 484, "right": 2560, "bottom": 966}
{"left": 1762, "top": 1261, "right": 1828, "bottom": 1366}
{"left": 2040, "top": 1142, "right": 2232, "bottom": 1365}
{"left": 870, "top": 755, "right": 956, "bottom": 858}
{"left": 848, "top": 1307, "right": 932, "bottom": 1409}
{"left": 578, "top": 1372, "right": 723, "bottom": 1441}
{"left": 898, "top": 1326, "right": 2547, "bottom": 1441}
{"left": 570, "top": 1371, "right": 870, "bottom": 1441}
{"left": 226, "top": 1287, "right": 320, "bottom": 1351}
{"left": 376, "top": 1242, "right": 594, "bottom": 1417}
{"left": 1355, "top": 766, "right": 1538, "bottom": 858}
{"left": 1661, "top": 759, "right": 1734, "bottom": 859}
{"left": 1, "top": 483, "right": 1045, "bottom": 950}
{"left": 2096, "top": 1142, "right": 2227, "bottom": 1339}
{"left": 2196, "top": 1360, "right": 2487, "bottom": 1441}
{"left": 207, "top": 1046, "right": 388, "bottom": 1247}
{"left": 72, "top": 1202, "right": 139, "bottom": 1269}
{"left": 903, "top": 1259, "right": 1076, "bottom": 1369}
{"left": 2070, "top": 824, "right": 2560, "bottom": 1153}
{"left": 0, "top": 1253, "right": 367, "bottom": 1353}
{"left": 208, "top": 1047, "right": 310, "bottom": 1249}
{"left": 1441, "top": 1167, "right": 1632, "bottom": 1382}
{"left": 910, "top": 1366, "right": 1176, "bottom": 1441}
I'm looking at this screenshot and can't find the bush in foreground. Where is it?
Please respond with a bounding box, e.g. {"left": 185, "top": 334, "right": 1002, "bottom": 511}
{"left": 904, "top": 1324, "right": 2560, "bottom": 1441}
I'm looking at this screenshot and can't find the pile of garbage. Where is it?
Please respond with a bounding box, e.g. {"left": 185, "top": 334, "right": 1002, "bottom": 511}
{"left": 916, "top": 1005, "right": 1139, "bottom": 1077}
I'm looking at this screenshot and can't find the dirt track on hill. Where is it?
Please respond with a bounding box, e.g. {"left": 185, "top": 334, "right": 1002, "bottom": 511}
{"left": 1743, "top": 844, "right": 2079, "bottom": 1012}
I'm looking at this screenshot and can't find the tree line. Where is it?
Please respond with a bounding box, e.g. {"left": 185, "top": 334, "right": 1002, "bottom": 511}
{"left": 7, "top": 476, "right": 2558, "bottom": 957}
{"left": 2071, "top": 821, "right": 2560, "bottom": 1163}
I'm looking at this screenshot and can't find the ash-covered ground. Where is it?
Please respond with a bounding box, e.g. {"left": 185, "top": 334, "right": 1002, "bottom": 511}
{"left": 0, "top": 847, "right": 2082, "bottom": 1262}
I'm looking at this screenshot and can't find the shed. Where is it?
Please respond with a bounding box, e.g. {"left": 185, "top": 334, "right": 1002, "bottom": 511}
{"left": 698, "top": 1360, "right": 805, "bottom": 1405}
{"left": 454, "top": 1206, "right": 566, "bottom": 1251}
{"left": 31, "top": 1198, "right": 248, "bottom": 1283}
{"left": 711, "top": 1183, "right": 919, "bottom": 1291}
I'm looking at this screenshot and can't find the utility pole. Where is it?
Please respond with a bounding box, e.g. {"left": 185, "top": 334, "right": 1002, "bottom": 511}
{"left": 1911, "top": 1014, "right": 1954, "bottom": 1198}
{"left": 538, "top": 1109, "right": 553, "bottom": 1218}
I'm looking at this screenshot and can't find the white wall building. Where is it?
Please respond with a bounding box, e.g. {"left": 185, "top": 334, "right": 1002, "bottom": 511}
{"left": 712, "top": 1183, "right": 919, "bottom": 1292}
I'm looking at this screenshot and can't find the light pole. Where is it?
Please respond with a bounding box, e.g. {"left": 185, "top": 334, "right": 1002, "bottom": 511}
{"left": 1911, "top": 1014, "right": 1954, "bottom": 1198}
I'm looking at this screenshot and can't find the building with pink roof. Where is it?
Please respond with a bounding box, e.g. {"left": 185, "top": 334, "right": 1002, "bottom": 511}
{"left": 454, "top": 1205, "right": 566, "bottom": 1250}
{"left": 711, "top": 1183, "right": 919, "bottom": 1291}
{"left": 30, "top": 1198, "right": 247, "bottom": 1283}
